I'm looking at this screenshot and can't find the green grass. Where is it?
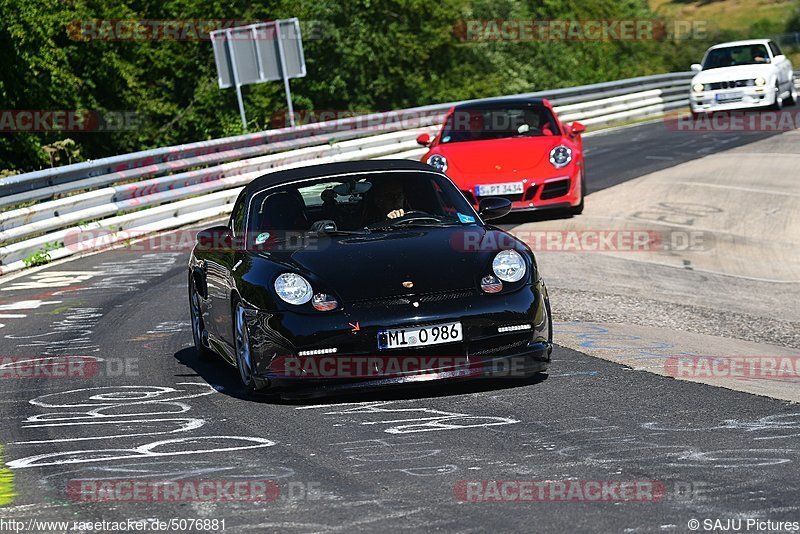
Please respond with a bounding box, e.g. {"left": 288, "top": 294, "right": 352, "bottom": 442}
{"left": 22, "top": 241, "right": 61, "bottom": 268}
{"left": 649, "top": 0, "right": 794, "bottom": 34}
{"left": 0, "top": 446, "right": 15, "bottom": 507}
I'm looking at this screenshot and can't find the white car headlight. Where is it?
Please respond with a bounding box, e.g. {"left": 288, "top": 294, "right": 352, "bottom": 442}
{"left": 549, "top": 145, "right": 572, "bottom": 168}
{"left": 426, "top": 154, "right": 448, "bottom": 172}
{"left": 492, "top": 250, "right": 526, "bottom": 283}
{"left": 692, "top": 83, "right": 705, "bottom": 93}
{"left": 755, "top": 77, "right": 766, "bottom": 87}
{"left": 274, "top": 273, "right": 312, "bottom": 305}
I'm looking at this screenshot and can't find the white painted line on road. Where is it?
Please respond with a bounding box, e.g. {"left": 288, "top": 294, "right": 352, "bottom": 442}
{"left": 0, "top": 300, "right": 62, "bottom": 310}
{"left": 0, "top": 217, "right": 227, "bottom": 286}
{"left": 674, "top": 182, "right": 800, "bottom": 198}
{"left": 571, "top": 214, "right": 800, "bottom": 245}
{"left": 724, "top": 152, "right": 800, "bottom": 159}
{"left": 582, "top": 116, "right": 666, "bottom": 137}
{"left": 295, "top": 401, "right": 389, "bottom": 410}
{"left": 595, "top": 253, "right": 800, "bottom": 284}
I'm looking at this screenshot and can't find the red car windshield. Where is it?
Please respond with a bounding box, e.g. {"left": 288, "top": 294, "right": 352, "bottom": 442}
{"left": 439, "top": 103, "right": 560, "bottom": 144}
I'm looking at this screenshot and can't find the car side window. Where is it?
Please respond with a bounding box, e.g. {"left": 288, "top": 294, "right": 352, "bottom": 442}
{"left": 769, "top": 41, "right": 783, "bottom": 58}
{"left": 229, "top": 196, "right": 246, "bottom": 236}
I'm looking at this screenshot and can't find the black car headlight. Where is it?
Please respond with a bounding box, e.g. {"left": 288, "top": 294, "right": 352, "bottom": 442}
{"left": 492, "top": 250, "right": 526, "bottom": 283}
{"left": 426, "top": 154, "right": 448, "bottom": 172}
{"left": 549, "top": 145, "right": 572, "bottom": 169}
{"left": 274, "top": 273, "right": 313, "bottom": 305}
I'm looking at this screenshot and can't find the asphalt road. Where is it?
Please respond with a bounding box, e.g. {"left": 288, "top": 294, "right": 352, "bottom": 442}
{"left": 582, "top": 118, "right": 783, "bottom": 194}
{"left": 0, "top": 120, "right": 797, "bottom": 533}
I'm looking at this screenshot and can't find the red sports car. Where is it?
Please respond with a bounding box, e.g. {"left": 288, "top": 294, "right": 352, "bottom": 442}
{"left": 417, "top": 98, "right": 586, "bottom": 214}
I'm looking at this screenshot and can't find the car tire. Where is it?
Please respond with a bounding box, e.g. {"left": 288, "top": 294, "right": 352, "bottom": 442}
{"left": 570, "top": 170, "right": 586, "bottom": 215}
{"left": 787, "top": 78, "right": 798, "bottom": 106}
{"left": 233, "top": 299, "right": 258, "bottom": 395}
{"left": 189, "top": 273, "right": 215, "bottom": 361}
{"left": 772, "top": 82, "right": 784, "bottom": 110}
{"left": 545, "top": 295, "right": 553, "bottom": 357}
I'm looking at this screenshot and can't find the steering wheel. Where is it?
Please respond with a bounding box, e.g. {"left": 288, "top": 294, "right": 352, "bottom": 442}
{"left": 366, "top": 210, "right": 441, "bottom": 229}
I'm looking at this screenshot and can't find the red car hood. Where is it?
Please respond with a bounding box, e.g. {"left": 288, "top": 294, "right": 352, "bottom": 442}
{"left": 439, "top": 137, "right": 564, "bottom": 174}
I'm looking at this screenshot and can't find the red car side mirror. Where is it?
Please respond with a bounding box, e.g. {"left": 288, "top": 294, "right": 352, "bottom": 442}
{"left": 569, "top": 121, "right": 586, "bottom": 135}
{"left": 416, "top": 133, "right": 432, "bottom": 146}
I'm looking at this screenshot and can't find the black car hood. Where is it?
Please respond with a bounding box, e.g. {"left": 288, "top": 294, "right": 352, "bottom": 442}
{"left": 254, "top": 226, "right": 509, "bottom": 302}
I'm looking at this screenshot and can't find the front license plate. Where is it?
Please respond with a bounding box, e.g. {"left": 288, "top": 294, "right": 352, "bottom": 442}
{"left": 476, "top": 182, "right": 524, "bottom": 196}
{"left": 378, "top": 322, "right": 463, "bottom": 350}
{"left": 716, "top": 91, "right": 742, "bottom": 103}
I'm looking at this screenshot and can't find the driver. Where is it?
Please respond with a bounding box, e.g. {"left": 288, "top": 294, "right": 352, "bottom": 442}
{"left": 363, "top": 180, "right": 410, "bottom": 224}
{"left": 751, "top": 46, "right": 766, "bottom": 63}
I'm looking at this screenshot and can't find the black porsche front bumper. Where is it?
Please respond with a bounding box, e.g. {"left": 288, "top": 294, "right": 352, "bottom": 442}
{"left": 243, "top": 281, "right": 551, "bottom": 394}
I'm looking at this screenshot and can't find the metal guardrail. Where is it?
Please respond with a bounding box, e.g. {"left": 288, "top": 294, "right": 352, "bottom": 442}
{"left": 0, "top": 71, "right": 692, "bottom": 201}
{"left": 0, "top": 71, "right": 697, "bottom": 275}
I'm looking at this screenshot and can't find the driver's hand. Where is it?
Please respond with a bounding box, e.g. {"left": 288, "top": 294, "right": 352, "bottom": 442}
{"left": 387, "top": 209, "right": 405, "bottom": 219}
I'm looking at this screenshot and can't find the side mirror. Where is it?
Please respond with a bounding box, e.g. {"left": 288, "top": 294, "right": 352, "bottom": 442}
{"left": 196, "top": 225, "right": 233, "bottom": 251}
{"left": 478, "top": 197, "right": 512, "bottom": 221}
{"left": 416, "top": 133, "right": 431, "bottom": 146}
{"left": 690, "top": 63, "right": 702, "bottom": 73}
{"left": 569, "top": 121, "right": 586, "bottom": 135}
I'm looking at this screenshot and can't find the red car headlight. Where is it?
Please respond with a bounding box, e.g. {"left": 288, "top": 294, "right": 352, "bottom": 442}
{"left": 549, "top": 146, "right": 572, "bottom": 168}
{"left": 426, "top": 154, "right": 448, "bottom": 172}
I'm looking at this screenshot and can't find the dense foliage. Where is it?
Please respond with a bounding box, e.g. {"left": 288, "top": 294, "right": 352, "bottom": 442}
{"left": 0, "top": 0, "right": 785, "bottom": 173}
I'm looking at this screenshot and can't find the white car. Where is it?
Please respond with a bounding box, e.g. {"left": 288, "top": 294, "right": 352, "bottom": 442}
{"left": 690, "top": 39, "right": 797, "bottom": 116}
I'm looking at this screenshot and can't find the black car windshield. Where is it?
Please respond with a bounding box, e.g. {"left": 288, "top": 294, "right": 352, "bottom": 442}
{"left": 246, "top": 171, "right": 479, "bottom": 247}
{"left": 702, "top": 44, "right": 770, "bottom": 70}
{"left": 439, "top": 103, "right": 560, "bottom": 144}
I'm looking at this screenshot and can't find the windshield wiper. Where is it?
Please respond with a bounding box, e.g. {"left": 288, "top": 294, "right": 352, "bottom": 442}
{"left": 397, "top": 221, "right": 463, "bottom": 228}
{"left": 309, "top": 229, "right": 370, "bottom": 236}
{"left": 368, "top": 221, "right": 463, "bottom": 231}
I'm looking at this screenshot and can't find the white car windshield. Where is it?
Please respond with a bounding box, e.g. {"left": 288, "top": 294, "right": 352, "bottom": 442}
{"left": 702, "top": 44, "right": 771, "bottom": 70}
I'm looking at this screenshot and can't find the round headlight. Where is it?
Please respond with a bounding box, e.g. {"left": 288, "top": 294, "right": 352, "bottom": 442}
{"left": 755, "top": 77, "right": 766, "bottom": 87}
{"left": 492, "top": 250, "right": 526, "bottom": 283}
{"left": 549, "top": 145, "right": 572, "bottom": 168}
{"left": 692, "top": 83, "right": 705, "bottom": 93}
{"left": 426, "top": 154, "right": 448, "bottom": 172}
{"left": 274, "top": 273, "right": 312, "bottom": 305}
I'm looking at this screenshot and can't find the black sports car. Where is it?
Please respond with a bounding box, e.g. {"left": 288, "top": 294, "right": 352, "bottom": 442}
{"left": 188, "top": 160, "right": 552, "bottom": 397}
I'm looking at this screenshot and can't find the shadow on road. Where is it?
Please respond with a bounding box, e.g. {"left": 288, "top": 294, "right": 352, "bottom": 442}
{"left": 173, "top": 347, "right": 549, "bottom": 405}
{"left": 495, "top": 208, "right": 576, "bottom": 227}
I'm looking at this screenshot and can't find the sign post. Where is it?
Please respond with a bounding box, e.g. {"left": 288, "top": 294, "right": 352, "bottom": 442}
{"left": 211, "top": 19, "right": 307, "bottom": 130}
